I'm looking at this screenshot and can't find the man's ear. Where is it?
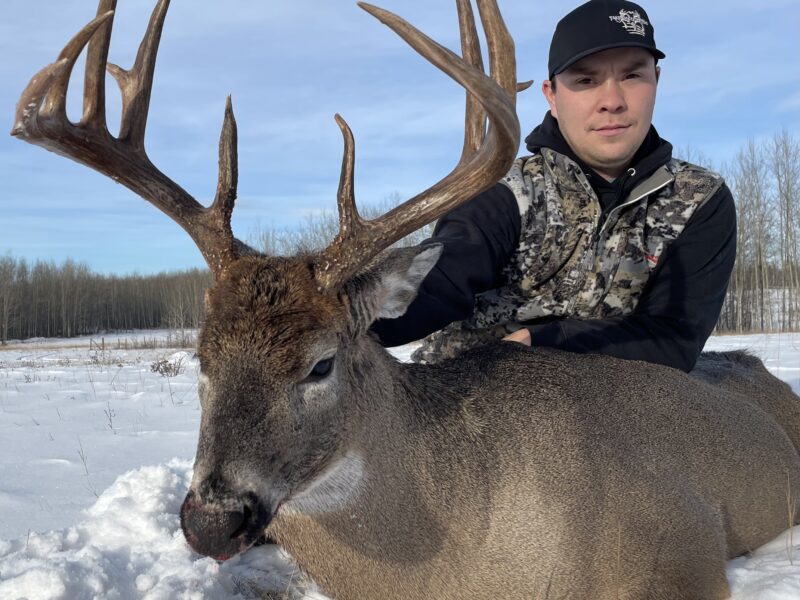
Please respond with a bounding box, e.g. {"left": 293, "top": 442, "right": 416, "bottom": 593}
{"left": 344, "top": 243, "right": 443, "bottom": 333}
{"left": 542, "top": 80, "right": 557, "bottom": 118}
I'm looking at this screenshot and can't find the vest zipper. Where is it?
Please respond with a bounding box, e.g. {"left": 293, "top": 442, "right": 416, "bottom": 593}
{"left": 571, "top": 167, "right": 675, "bottom": 311}
{"left": 593, "top": 167, "right": 674, "bottom": 247}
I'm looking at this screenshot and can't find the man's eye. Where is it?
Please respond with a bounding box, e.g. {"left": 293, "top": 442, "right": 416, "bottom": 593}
{"left": 310, "top": 358, "right": 334, "bottom": 378}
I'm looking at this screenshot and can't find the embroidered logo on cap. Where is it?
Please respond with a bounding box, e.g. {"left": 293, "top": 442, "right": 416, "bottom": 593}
{"left": 609, "top": 9, "right": 649, "bottom": 37}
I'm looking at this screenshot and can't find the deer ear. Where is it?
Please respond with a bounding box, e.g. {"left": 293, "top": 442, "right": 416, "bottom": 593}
{"left": 345, "top": 243, "right": 443, "bottom": 330}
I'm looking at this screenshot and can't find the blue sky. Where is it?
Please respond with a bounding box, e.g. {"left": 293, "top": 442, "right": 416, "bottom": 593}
{"left": 2, "top": 0, "right": 799, "bottom": 274}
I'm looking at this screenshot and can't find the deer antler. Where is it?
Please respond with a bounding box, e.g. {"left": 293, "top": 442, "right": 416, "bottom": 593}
{"left": 13, "top": 0, "right": 521, "bottom": 287}
{"left": 314, "top": 0, "right": 522, "bottom": 290}
{"left": 11, "top": 0, "right": 248, "bottom": 277}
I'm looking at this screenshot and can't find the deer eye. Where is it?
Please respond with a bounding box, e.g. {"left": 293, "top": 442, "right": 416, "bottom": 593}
{"left": 308, "top": 357, "right": 334, "bottom": 379}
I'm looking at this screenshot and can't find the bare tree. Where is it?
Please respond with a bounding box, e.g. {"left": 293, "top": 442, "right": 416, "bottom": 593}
{"left": 0, "top": 256, "right": 16, "bottom": 344}
{"left": 724, "top": 140, "right": 776, "bottom": 331}
{"left": 718, "top": 132, "right": 800, "bottom": 334}
{"left": 251, "top": 194, "right": 436, "bottom": 256}
{"left": 771, "top": 129, "right": 800, "bottom": 331}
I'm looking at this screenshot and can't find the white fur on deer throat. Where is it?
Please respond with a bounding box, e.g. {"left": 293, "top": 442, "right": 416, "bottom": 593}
{"left": 281, "top": 451, "right": 366, "bottom": 515}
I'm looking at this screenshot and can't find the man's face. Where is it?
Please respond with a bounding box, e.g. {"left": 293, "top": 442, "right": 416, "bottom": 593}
{"left": 542, "top": 47, "right": 660, "bottom": 180}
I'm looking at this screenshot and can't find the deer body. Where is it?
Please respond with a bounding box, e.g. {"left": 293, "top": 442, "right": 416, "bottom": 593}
{"left": 269, "top": 331, "right": 800, "bottom": 599}
{"left": 188, "top": 257, "right": 800, "bottom": 600}
{"left": 14, "top": 1, "right": 800, "bottom": 598}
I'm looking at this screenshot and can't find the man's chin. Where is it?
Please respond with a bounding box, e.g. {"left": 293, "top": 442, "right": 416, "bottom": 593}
{"left": 583, "top": 155, "right": 635, "bottom": 180}
{"left": 571, "top": 135, "right": 643, "bottom": 178}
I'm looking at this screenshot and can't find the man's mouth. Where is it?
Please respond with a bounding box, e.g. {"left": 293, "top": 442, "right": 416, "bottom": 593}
{"left": 593, "top": 124, "right": 631, "bottom": 137}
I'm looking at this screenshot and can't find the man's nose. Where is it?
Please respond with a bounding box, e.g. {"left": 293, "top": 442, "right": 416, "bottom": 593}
{"left": 598, "top": 79, "right": 627, "bottom": 113}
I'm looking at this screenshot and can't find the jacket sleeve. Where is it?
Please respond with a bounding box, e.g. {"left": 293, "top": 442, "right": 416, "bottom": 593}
{"left": 527, "top": 183, "right": 737, "bottom": 372}
{"left": 371, "top": 182, "right": 521, "bottom": 346}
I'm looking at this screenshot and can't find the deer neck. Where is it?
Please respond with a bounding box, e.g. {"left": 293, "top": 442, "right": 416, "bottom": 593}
{"left": 271, "top": 338, "right": 493, "bottom": 568}
{"left": 269, "top": 349, "right": 497, "bottom": 600}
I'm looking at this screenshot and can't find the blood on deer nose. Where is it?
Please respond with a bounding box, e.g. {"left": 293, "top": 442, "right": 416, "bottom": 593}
{"left": 180, "top": 490, "right": 271, "bottom": 560}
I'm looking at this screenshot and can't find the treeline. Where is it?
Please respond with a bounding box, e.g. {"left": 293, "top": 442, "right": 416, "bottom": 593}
{"left": 2, "top": 131, "right": 798, "bottom": 342}
{"left": 716, "top": 130, "right": 800, "bottom": 332}
{"left": 0, "top": 198, "right": 430, "bottom": 344}
{"left": 0, "top": 258, "right": 210, "bottom": 342}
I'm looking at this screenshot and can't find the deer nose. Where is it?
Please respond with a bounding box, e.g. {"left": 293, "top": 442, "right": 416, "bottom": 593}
{"left": 180, "top": 490, "right": 270, "bottom": 560}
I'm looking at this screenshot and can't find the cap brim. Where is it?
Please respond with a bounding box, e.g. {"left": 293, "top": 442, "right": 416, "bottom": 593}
{"left": 550, "top": 42, "right": 666, "bottom": 79}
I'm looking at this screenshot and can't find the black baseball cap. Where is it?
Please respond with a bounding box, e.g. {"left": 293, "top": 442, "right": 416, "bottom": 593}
{"left": 548, "top": 0, "right": 665, "bottom": 80}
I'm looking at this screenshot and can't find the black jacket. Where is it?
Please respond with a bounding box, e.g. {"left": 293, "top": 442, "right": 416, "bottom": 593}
{"left": 372, "top": 113, "right": 736, "bottom": 372}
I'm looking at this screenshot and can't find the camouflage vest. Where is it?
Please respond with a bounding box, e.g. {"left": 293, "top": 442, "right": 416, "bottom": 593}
{"left": 412, "top": 148, "right": 725, "bottom": 364}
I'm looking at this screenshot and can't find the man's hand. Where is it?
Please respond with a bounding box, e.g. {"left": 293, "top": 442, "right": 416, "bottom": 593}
{"left": 503, "top": 328, "right": 531, "bottom": 346}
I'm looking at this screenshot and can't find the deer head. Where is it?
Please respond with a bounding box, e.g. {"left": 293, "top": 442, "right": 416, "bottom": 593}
{"left": 13, "top": 0, "right": 522, "bottom": 560}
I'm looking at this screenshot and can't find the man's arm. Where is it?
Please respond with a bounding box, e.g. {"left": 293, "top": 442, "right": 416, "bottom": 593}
{"left": 523, "top": 183, "right": 737, "bottom": 372}
{"left": 371, "top": 183, "right": 520, "bottom": 346}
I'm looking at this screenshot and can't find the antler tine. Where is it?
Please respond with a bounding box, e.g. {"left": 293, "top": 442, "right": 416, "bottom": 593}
{"left": 82, "top": 0, "right": 116, "bottom": 126}
{"left": 27, "top": 12, "right": 115, "bottom": 124}
{"left": 314, "top": 114, "right": 365, "bottom": 286}
{"left": 210, "top": 96, "right": 238, "bottom": 235}
{"left": 12, "top": 0, "right": 248, "bottom": 278}
{"left": 456, "top": 0, "right": 487, "bottom": 170}
{"left": 333, "top": 114, "right": 362, "bottom": 238}
{"left": 458, "top": 2, "right": 534, "bottom": 164}
{"left": 475, "top": 0, "right": 516, "bottom": 103}
{"left": 315, "top": 0, "right": 519, "bottom": 291}
{"left": 106, "top": 0, "right": 170, "bottom": 148}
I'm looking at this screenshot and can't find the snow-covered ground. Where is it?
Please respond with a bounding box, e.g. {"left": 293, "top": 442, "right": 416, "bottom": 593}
{"left": 0, "top": 331, "right": 798, "bottom": 599}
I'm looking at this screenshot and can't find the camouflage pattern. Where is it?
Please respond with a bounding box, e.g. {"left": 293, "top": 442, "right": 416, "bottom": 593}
{"left": 412, "top": 149, "right": 725, "bottom": 364}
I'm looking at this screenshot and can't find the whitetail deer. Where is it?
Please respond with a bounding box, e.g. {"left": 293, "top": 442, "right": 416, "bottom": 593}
{"left": 12, "top": 0, "right": 800, "bottom": 598}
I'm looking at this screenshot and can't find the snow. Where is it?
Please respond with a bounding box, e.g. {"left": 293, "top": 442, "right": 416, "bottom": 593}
{"left": 0, "top": 330, "right": 798, "bottom": 599}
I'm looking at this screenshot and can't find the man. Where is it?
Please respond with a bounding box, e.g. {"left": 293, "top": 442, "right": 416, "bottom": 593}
{"left": 372, "top": 0, "right": 736, "bottom": 373}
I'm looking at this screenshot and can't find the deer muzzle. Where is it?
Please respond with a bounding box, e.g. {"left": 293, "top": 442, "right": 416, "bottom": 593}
{"left": 180, "top": 490, "right": 270, "bottom": 561}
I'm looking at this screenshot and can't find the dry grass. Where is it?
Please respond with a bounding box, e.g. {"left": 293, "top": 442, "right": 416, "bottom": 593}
{"left": 0, "top": 331, "right": 198, "bottom": 353}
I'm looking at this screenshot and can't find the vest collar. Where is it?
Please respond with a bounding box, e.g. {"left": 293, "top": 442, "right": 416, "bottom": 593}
{"left": 625, "top": 165, "right": 675, "bottom": 206}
